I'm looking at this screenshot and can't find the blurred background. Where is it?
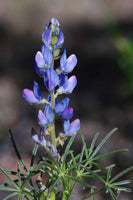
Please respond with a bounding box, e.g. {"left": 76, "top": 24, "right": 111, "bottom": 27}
{"left": 0, "top": 0, "right": 133, "bottom": 199}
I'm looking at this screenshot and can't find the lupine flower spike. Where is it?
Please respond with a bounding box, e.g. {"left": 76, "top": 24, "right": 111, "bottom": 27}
{"left": 23, "top": 17, "right": 80, "bottom": 156}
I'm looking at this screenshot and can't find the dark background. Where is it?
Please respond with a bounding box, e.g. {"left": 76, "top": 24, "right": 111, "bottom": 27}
{"left": 0, "top": 0, "right": 133, "bottom": 199}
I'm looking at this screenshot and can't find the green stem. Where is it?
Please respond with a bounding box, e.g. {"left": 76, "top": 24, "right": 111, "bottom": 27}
{"left": 50, "top": 58, "right": 56, "bottom": 147}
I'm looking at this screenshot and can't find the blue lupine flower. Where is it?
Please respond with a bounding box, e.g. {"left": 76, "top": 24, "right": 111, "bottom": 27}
{"left": 23, "top": 81, "right": 45, "bottom": 104}
{"left": 57, "top": 75, "right": 77, "bottom": 94}
{"left": 44, "top": 68, "right": 59, "bottom": 91}
{"left": 45, "top": 17, "right": 60, "bottom": 34}
{"left": 55, "top": 97, "right": 73, "bottom": 120}
{"left": 42, "top": 17, "right": 64, "bottom": 50}
{"left": 31, "top": 127, "right": 47, "bottom": 146}
{"left": 35, "top": 45, "right": 53, "bottom": 69}
{"left": 60, "top": 119, "right": 80, "bottom": 136}
{"left": 37, "top": 104, "right": 55, "bottom": 126}
{"left": 56, "top": 49, "right": 77, "bottom": 73}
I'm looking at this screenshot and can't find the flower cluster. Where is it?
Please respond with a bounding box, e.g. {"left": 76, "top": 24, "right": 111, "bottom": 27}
{"left": 23, "top": 18, "right": 80, "bottom": 156}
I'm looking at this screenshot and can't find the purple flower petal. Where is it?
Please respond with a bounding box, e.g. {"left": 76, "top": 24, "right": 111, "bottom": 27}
{"left": 44, "top": 68, "right": 59, "bottom": 91}
{"left": 61, "top": 107, "right": 73, "bottom": 120}
{"left": 41, "top": 45, "right": 53, "bottom": 66}
{"left": 23, "top": 89, "right": 39, "bottom": 104}
{"left": 55, "top": 97, "right": 69, "bottom": 114}
{"left": 63, "top": 120, "right": 70, "bottom": 133}
{"left": 59, "top": 74, "right": 68, "bottom": 87}
{"left": 34, "top": 61, "right": 45, "bottom": 77}
{"left": 57, "top": 50, "right": 77, "bottom": 73}
{"left": 60, "top": 49, "right": 67, "bottom": 70}
{"left": 44, "top": 104, "right": 55, "bottom": 123}
{"left": 35, "top": 51, "right": 45, "bottom": 68}
{"left": 42, "top": 29, "right": 52, "bottom": 48}
{"left": 57, "top": 75, "right": 77, "bottom": 94}
{"left": 56, "top": 31, "right": 64, "bottom": 49}
{"left": 37, "top": 109, "right": 49, "bottom": 126}
{"left": 31, "top": 128, "right": 47, "bottom": 146}
{"left": 33, "top": 81, "right": 42, "bottom": 100}
{"left": 64, "top": 119, "right": 80, "bottom": 136}
{"left": 64, "top": 54, "right": 77, "bottom": 73}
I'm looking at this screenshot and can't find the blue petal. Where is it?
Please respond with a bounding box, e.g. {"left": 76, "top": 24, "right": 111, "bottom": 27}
{"left": 56, "top": 31, "right": 64, "bottom": 48}
{"left": 41, "top": 45, "right": 53, "bottom": 66}
{"left": 34, "top": 61, "right": 45, "bottom": 77}
{"left": 55, "top": 97, "right": 69, "bottom": 114}
{"left": 23, "top": 89, "right": 39, "bottom": 104}
{"left": 59, "top": 74, "right": 68, "bottom": 87}
{"left": 64, "top": 54, "right": 77, "bottom": 73}
{"left": 63, "top": 120, "right": 70, "bottom": 133}
{"left": 61, "top": 107, "right": 73, "bottom": 120}
{"left": 44, "top": 104, "right": 55, "bottom": 123}
{"left": 42, "top": 29, "right": 52, "bottom": 48}
{"left": 37, "top": 109, "right": 49, "bottom": 126}
{"left": 57, "top": 76, "right": 77, "bottom": 94}
{"left": 60, "top": 49, "right": 67, "bottom": 70}
{"left": 33, "top": 81, "right": 42, "bottom": 100}
{"left": 65, "top": 119, "right": 80, "bottom": 136}
{"left": 44, "top": 68, "right": 59, "bottom": 91}
{"left": 31, "top": 128, "right": 47, "bottom": 146}
{"left": 35, "top": 51, "right": 45, "bottom": 68}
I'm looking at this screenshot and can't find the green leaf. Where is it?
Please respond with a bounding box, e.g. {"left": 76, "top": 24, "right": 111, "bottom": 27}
{"left": 3, "top": 192, "right": 18, "bottom": 200}
{"left": 85, "top": 168, "right": 105, "bottom": 184}
{"left": 110, "top": 185, "right": 132, "bottom": 192}
{"left": 109, "top": 189, "right": 117, "bottom": 200}
{"left": 91, "top": 149, "right": 128, "bottom": 161}
{"left": 91, "top": 188, "right": 95, "bottom": 200}
{"left": 88, "top": 132, "right": 100, "bottom": 158}
{"left": 90, "top": 128, "right": 118, "bottom": 159}
{"left": 30, "top": 143, "right": 38, "bottom": 170}
{"left": 9, "top": 129, "right": 28, "bottom": 173}
{"left": 106, "top": 166, "right": 113, "bottom": 183}
{"left": 110, "top": 166, "right": 133, "bottom": 184}
{"left": 80, "top": 133, "right": 89, "bottom": 159}
{"left": 0, "top": 168, "right": 19, "bottom": 189}
{"left": 70, "top": 151, "right": 76, "bottom": 165}
{"left": 61, "top": 134, "right": 76, "bottom": 165}
{"left": 17, "top": 163, "right": 21, "bottom": 187}
{"left": 0, "top": 187, "right": 18, "bottom": 192}
{"left": 80, "top": 186, "right": 105, "bottom": 200}
{"left": 112, "top": 180, "right": 131, "bottom": 186}
{"left": 18, "top": 193, "right": 22, "bottom": 200}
